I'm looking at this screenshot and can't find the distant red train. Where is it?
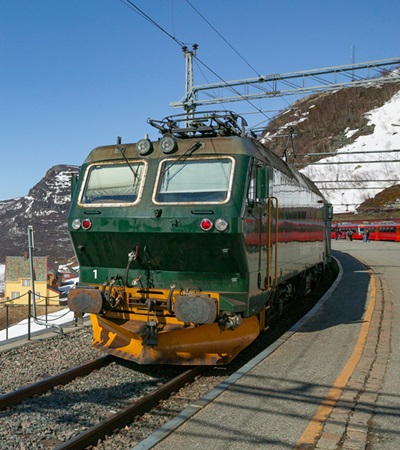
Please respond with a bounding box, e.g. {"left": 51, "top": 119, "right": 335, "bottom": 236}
{"left": 332, "top": 222, "right": 400, "bottom": 242}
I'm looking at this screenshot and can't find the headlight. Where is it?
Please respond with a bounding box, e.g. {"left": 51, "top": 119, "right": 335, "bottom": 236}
{"left": 136, "top": 138, "right": 153, "bottom": 155}
{"left": 215, "top": 218, "right": 229, "bottom": 232}
{"left": 160, "top": 135, "right": 177, "bottom": 154}
{"left": 71, "top": 219, "right": 81, "bottom": 230}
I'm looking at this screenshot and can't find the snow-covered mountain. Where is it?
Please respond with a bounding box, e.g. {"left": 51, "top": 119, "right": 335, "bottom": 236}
{"left": 0, "top": 165, "right": 79, "bottom": 262}
{"left": 261, "top": 82, "right": 400, "bottom": 214}
{"left": 301, "top": 90, "right": 400, "bottom": 213}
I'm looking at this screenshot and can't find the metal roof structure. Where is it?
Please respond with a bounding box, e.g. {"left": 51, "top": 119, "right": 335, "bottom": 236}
{"left": 171, "top": 53, "right": 400, "bottom": 112}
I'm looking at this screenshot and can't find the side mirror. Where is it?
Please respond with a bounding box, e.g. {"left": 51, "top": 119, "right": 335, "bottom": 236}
{"left": 256, "top": 167, "right": 269, "bottom": 200}
{"left": 71, "top": 174, "right": 78, "bottom": 198}
{"left": 326, "top": 203, "right": 333, "bottom": 220}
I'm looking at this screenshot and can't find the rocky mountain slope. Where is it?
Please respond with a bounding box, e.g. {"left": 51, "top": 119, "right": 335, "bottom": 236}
{"left": 0, "top": 165, "right": 79, "bottom": 263}
{"left": 261, "top": 82, "right": 400, "bottom": 162}
{"left": 261, "top": 81, "right": 400, "bottom": 214}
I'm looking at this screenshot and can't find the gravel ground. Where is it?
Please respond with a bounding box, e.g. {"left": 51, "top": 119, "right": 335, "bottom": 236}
{"left": 0, "top": 326, "right": 225, "bottom": 450}
{"left": 0, "top": 327, "right": 99, "bottom": 393}
{"left": 0, "top": 360, "right": 163, "bottom": 449}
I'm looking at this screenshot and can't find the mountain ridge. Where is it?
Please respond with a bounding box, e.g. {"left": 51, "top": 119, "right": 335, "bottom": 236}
{"left": 0, "top": 164, "right": 79, "bottom": 263}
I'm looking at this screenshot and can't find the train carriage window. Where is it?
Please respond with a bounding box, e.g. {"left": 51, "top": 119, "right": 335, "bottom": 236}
{"left": 81, "top": 162, "right": 145, "bottom": 205}
{"left": 154, "top": 157, "right": 234, "bottom": 203}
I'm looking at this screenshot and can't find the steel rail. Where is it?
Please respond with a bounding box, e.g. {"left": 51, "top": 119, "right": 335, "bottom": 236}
{"left": 54, "top": 366, "right": 204, "bottom": 450}
{"left": 0, "top": 354, "right": 115, "bottom": 410}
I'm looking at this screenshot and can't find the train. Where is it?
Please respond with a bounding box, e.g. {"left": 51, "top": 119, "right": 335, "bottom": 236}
{"left": 332, "top": 222, "right": 400, "bottom": 241}
{"left": 67, "top": 111, "right": 332, "bottom": 365}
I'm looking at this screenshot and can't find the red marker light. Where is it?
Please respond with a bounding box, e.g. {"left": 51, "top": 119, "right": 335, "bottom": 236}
{"left": 200, "top": 218, "right": 213, "bottom": 231}
{"left": 82, "top": 219, "right": 92, "bottom": 230}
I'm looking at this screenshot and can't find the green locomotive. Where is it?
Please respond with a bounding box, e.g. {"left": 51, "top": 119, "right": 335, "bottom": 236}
{"left": 67, "top": 112, "right": 331, "bottom": 365}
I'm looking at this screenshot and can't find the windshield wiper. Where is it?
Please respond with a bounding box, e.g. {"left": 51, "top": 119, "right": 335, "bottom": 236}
{"left": 161, "top": 141, "right": 202, "bottom": 175}
{"left": 118, "top": 146, "right": 140, "bottom": 181}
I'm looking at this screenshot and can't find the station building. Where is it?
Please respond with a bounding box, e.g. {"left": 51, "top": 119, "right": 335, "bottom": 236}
{"left": 4, "top": 255, "right": 62, "bottom": 306}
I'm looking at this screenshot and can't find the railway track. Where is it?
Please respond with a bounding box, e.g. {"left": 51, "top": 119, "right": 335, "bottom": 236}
{"left": 54, "top": 366, "right": 203, "bottom": 450}
{"left": 0, "top": 354, "right": 115, "bottom": 411}
{"left": 0, "top": 353, "right": 203, "bottom": 450}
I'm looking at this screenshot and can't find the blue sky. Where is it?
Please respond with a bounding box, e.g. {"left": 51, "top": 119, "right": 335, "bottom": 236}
{"left": 1, "top": 0, "right": 399, "bottom": 200}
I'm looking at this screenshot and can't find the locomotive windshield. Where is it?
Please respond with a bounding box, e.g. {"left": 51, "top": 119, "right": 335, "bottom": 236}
{"left": 154, "top": 157, "right": 234, "bottom": 203}
{"left": 80, "top": 162, "right": 145, "bottom": 205}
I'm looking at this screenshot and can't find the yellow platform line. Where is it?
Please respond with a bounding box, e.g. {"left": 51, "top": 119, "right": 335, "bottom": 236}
{"left": 294, "top": 274, "right": 376, "bottom": 449}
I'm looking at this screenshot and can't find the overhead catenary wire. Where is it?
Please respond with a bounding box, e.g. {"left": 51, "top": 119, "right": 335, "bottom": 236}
{"left": 118, "top": 0, "right": 185, "bottom": 47}
{"left": 184, "top": 0, "right": 262, "bottom": 78}
{"left": 117, "top": 0, "right": 274, "bottom": 122}
{"left": 313, "top": 179, "right": 400, "bottom": 183}
{"left": 305, "top": 149, "right": 400, "bottom": 157}
{"left": 184, "top": 0, "right": 292, "bottom": 109}
{"left": 300, "top": 159, "right": 400, "bottom": 165}
{"left": 192, "top": 56, "right": 273, "bottom": 121}
{"left": 320, "top": 186, "right": 397, "bottom": 190}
